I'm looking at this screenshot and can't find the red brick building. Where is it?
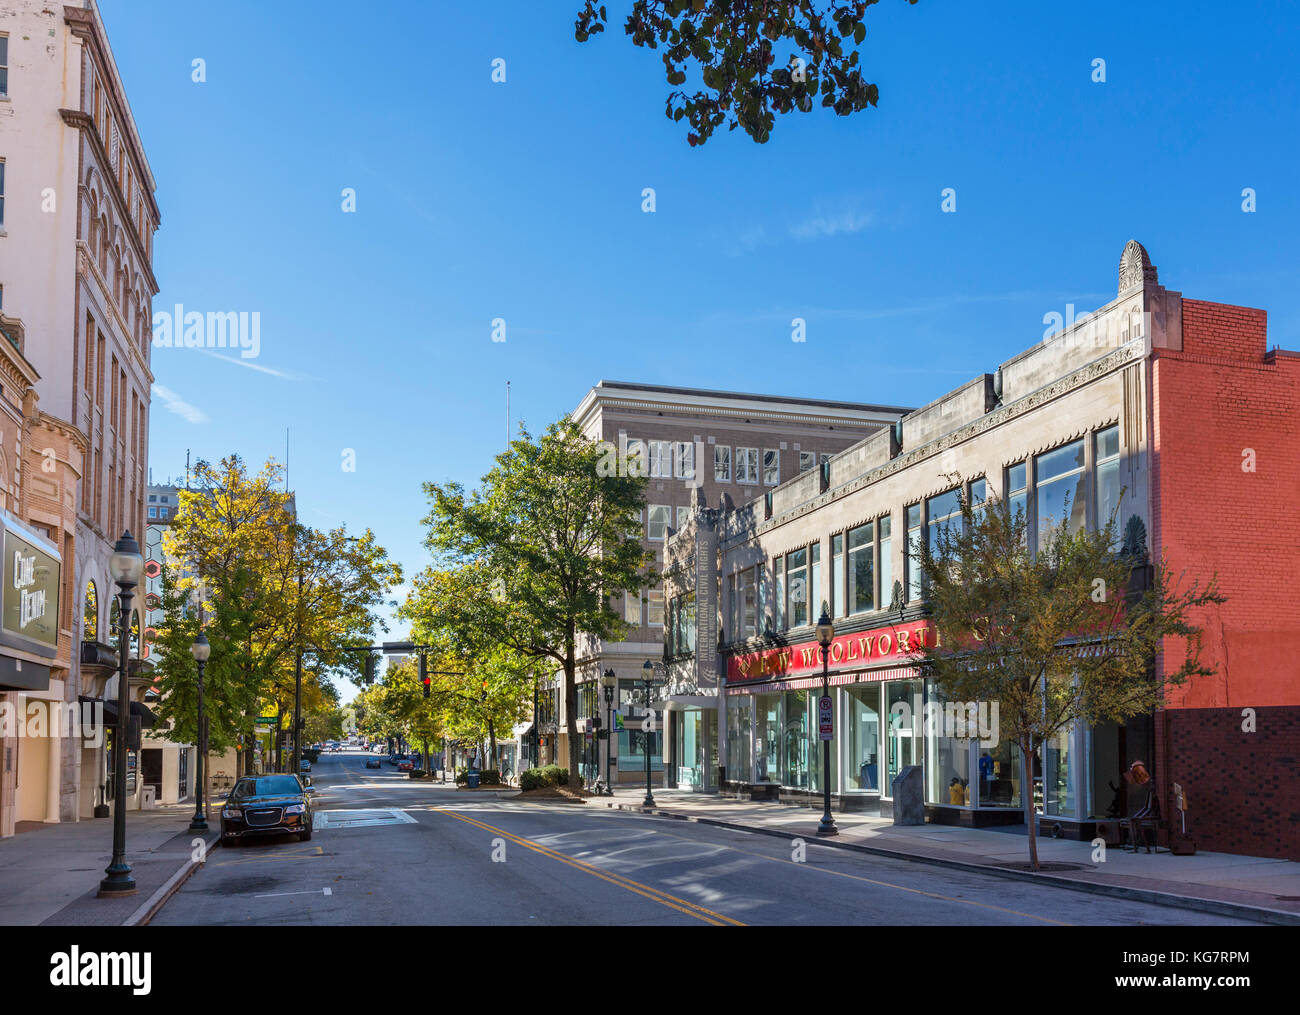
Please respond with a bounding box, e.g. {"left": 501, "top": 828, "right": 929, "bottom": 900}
{"left": 661, "top": 241, "right": 1299, "bottom": 860}
{"left": 1150, "top": 296, "right": 1300, "bottom": 858}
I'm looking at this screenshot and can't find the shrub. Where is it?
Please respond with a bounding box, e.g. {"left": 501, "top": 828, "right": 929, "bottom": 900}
{"left": 454, "top": 767, "right": 470, "bottom": 786}
{"left": 479, "top": 769, "right": 501, "bottom": 786}
{"left": 519, "top": 767, "right": 545, "bottom": 791}
{"left": 409, "top": 769, "right": 427, "bottom": 779}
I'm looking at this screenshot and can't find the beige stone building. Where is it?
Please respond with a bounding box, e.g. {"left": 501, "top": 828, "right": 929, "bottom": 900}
{"left": 539, "top": 381, "right": 909, "bottom": 786}
{"left": 0, "top": 1, "right": 159, "bottom": 831}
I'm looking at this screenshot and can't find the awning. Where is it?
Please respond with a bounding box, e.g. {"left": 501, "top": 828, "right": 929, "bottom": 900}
{"left": 79, "top": 696, "right": 157, "bottom": 729}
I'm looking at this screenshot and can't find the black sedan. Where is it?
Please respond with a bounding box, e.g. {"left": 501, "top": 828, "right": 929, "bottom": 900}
{"left": 364, "top": 757, "right": 381, "bottom": 769}
{"left": 220, "top": 775, "right": 314, "bottom": 846}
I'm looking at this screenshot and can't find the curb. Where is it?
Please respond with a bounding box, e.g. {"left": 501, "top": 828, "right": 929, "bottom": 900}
{"left": 124, "top": 828, "right": 221, "bottom": 927}
{"left": 602, "top": 801, "right": 1300, "bottom": 926}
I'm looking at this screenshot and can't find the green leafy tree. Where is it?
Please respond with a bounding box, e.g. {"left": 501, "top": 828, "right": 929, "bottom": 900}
{"left": 404, "top": 419, "right": 652, "bottom": 789}
{"left": 574, "top": 0, "right": 918, "bottom": 145}
{"left": 162, "top": 454, "right": 401, "bottom": 774}
{"left": 915, "top": 485, "right": 1224, "bottom": 869}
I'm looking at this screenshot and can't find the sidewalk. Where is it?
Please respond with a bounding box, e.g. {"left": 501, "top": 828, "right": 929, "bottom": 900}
{"left": 601, "top": 787, "right": 1300, "bottom": 925}
{"left": 0, "top": 802, "right": 220, "bottom": 926}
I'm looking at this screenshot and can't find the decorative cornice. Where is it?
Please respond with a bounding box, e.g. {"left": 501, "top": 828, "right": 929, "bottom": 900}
{"left": 594, "top": 397, "right": 890, "bottom": 430}
{"left": 723, "top": 338, "right": 1146, "bottom": 549}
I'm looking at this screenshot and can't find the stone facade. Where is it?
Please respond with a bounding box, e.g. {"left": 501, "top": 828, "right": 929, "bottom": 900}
{"left": 0, "top": 1, "right": 158, "bottom": 830}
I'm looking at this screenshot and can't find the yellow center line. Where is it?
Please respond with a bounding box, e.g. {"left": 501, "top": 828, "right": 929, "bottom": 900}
{"left": 432, "top": 807, "right": 744, "bottom": 926}
{"left": 630, "top": 822, "right": 1073, "bottom": 926}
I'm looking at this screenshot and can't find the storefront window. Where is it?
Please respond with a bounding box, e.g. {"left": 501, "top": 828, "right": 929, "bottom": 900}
{"left": 618, "top": 730, "right": 663, "bottom": 771}
{"left": 809, "top": 693, "right": 837, "bottom": 793}
{"left": 926, "top": 684, "right": 974, "bottom": 807}
{"left": 726, "top": 697, "right": 752, "bottom": 782}
{"left": 844, "top": 686, "right": 881, "bottom": 791}
{"left": 782, "top": 690, "right": 809, "bottom": 788}
{"left": 978, "top": 737, "right": 1022, "bottom": 809}
{"left": 676, "top": 710, "right": 704, "bottom": 788}
{"left": 885, "top": 680, "right": 921, "bottom": 794}
{"left": 1044, "top": 727, "right": 1075, "bottom": 816}
{"left": 755, "top": 693, "right": 781, "bottom": 783}
{"left": 847, "top": 522, "right": 873, "bottom": 614}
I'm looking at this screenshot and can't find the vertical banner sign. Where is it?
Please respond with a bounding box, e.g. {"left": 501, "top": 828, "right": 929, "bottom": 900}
{"left": 818, "top": 696, "right": 833, "bottom": 741}
{"left": 695, "top": 524, "right": 718, "bottom": 684}
{"left": 2, "top": 527, "right": 61, "bottom": 653}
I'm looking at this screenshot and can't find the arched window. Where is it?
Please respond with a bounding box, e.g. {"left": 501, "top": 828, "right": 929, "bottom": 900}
{"left": 83, "top": 580, "right": 99, "bottom": 641}
{"left": 109, "top": 597, "right": 121, "bottom": 640}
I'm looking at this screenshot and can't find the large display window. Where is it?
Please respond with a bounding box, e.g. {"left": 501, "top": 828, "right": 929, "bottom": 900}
{"left": 843, "top": 685, "right": 881, "bottom": 791}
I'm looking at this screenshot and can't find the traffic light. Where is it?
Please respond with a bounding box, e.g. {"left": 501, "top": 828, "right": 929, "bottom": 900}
{"left": 364, "top": 653, "right": 375, "bottom": 685}
{"left": 420, "top": 653, "right": 430, "bottom": 699}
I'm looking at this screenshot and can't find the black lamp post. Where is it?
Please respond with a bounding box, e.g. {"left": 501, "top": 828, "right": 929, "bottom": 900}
{"left": 641, "top": 660, "right": 656, "bottom": 807}
{"left": 99, "top": 531, "right": 144, "bottom": 897}
{"left": 188, "top": 631, "right": 211, "bottom": 832}
{"left": 815, "top": 604, "right": 838, "bottom": 837}
{"left": 602, "top": 669, "right": 616, "bottom": 796}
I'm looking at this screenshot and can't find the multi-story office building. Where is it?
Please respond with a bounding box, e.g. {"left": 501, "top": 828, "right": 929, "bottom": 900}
{"left": 0, "top": 1, "right": 159, "bottom": 829}
{"left": 663, "top": 242, "right": 1300, "bottom": 860}
{"left": 544, "top": 381, "right": 910, "bottom": 786}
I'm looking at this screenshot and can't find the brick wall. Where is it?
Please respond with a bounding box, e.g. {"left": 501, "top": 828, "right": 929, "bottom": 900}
{"left": 1151, "top": 304, "right": 1300, "bottom": 710}
{"left": 1180, "top": 299, "right": 1268, "bottom": 360}
{"left": 1158, "top": 706, "right": 1300, "bottom": 860}
{"left": 1151, "top": 297, "right": 1300, "bottom": 859}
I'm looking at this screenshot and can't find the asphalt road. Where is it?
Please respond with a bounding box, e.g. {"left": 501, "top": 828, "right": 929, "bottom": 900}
{"left": 152, "top": 751, "right": 1260, "bottom": 926}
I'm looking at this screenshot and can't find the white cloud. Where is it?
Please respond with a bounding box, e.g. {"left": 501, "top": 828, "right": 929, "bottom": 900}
{"left": 789, "top": 208, "right": 876, "bottom": 241}
{"left": 197, "top": 349, "right": 308, "bottom": 380}
{"left": 151, "top": 384, "right": 209, "bottom": 424}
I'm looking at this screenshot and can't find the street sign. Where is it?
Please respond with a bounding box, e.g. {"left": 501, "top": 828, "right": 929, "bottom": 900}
{"left": 818, "top": 696, "right": 833, "bottom": 741}
{"left": 255, "top": 716, "right": 277, "bottom": 726}
{"left": 584, "top": 718, "right": 593, "bottom": 733}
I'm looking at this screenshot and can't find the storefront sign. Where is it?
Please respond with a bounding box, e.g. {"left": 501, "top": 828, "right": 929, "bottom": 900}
{"left": 1, "top": 525, "right": 61, "bottom": 657}
{"left": 727, "top": 619, "right": 935, "bottom": 684}
{"left": 818, "top": 696, "right": 833, "bottom": 740}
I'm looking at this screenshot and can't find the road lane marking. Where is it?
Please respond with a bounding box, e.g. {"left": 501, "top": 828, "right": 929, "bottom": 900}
{"left": 432, "top": 807, "right": 744, "bottom": 927}
{"left": 253, "top": 888, "right": 334, "bottom": 899}
{"left": 613, "top": 817, "right": 1073, "bottom": 926}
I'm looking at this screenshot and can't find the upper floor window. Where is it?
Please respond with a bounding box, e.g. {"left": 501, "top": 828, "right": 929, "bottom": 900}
{"left": 799, "top": 451, "right": 816, "bottom": 473}
{"left": 1095, "top": 425, "right": 1122, "bottom": 533}
{"left": 0, "top": 159, "right": 6, "bottom": 232}
{"left": 927, "top": 487, "right": 963, "bottom": 558}
{"left": 905, "top": 504, "right": 922, "bottom": 602}
{"left": 674, "top": 441, "right": 695, "bottom": 480}
{"left": 625, "top": 438, "right": 645, "bottom": 476}
{"left": 648, "top": 440, "right": 672, "bottom": 478}
{"left": 713, "top": 445, "right": 731, "bottom": 483}
{"left": 737, "top": 447, "right": 759, "bottom": 484}
{"left": 1035, "top": 438, "right": 1086, "bottom": 548}
{"left": 774, "top": 557, "right": 785, "bottom": 630}
{"left": 0, "top": 35, "right": 9, "bottom": 99}
{"left": 847, "top": 522, "right": 874, "bottom": 615}
{"left": 763, "top": 449, "right": 780, "bottom": 485}
{"left": 647, "top": 504, "right": 670, "bottom": 541}
{"left": 1007, "top": 462, "right": 1028, "bottom": 524}
{"left": 785, "top": 547, "right": 809, "bottom": 628}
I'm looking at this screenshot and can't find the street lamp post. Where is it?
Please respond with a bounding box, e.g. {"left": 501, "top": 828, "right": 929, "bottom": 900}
{"left": 99, "top": 531, "right": 144, "bottom": 897}
{"left": 602, "top": 669, "right": 616, "bottom": 796}
{"left": 641, "top": 660, "right": 656, "bottom": 808}
{"left": 188, "top": 631, "right": 211, "bottom": 832}
{"left": 815, "top": 604, "right": 838, "bottom": 837}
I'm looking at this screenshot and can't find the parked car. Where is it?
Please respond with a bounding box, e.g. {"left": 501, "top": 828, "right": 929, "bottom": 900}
{"left": 299, "top": 758, "right": 311, "bottom": 773}
{"left": 365, "top": 757, "right": 381, "bottom": 770}
{"left": 220, "top": 774, "right": 314, "bottom": 845}
{"left": 397, "top": 759, "right": 414, "bottom": 772}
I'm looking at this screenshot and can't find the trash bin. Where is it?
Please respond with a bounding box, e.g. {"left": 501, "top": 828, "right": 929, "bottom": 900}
{"left": 141, "top": 786, "right": 157, "bottom": 810}
{"left": 466, "top": 771, "right": 480, "bottom": 789}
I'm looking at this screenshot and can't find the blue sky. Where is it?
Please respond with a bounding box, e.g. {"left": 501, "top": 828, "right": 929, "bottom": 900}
{"left": 100, "top": 0, "right": 1299, "bottom": 696}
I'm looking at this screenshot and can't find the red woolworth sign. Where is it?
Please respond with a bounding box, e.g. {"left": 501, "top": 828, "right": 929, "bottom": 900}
{"left": 727, "top": 619, "right": 935, "bottom": 684}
